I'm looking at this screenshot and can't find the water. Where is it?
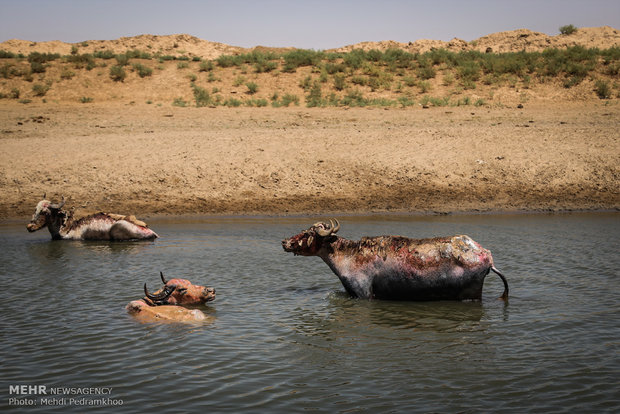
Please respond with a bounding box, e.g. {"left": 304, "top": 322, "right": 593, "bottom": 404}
{"left": 1, "top": 213, "right": 618, "bottom": 413}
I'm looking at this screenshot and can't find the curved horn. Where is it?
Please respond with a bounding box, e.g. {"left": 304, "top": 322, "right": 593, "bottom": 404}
{"left": 330, "top": 218, "right": 340, "bottom": 234}
{"left": 315, "top": 221, "right": 334, "bottom": 237}
{"left": 144, "top": 283, "right": 176, "bottom": 303}
{"left": 160, "top": 271, "right": 168, "bottom": 285}
{"left": 49, "top": 196, "right": 65, "bottom": 210}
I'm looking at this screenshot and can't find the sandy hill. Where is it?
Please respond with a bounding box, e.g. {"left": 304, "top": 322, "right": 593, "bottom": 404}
{"left": 333, "top": 26, "right": 620, "bottom": 54}
{"left": 0, "top": 26, "right": 618, "bottom": 107}
{"left": 1, "top": 26, "right": 619, "bottom": 58}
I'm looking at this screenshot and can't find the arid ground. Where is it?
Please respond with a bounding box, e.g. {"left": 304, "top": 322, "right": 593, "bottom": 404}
{"left": 1, "top": 27, "right": 618, "bottom": 220}
{"left": 1, "top": 101, "right": 618, "bottom": 220}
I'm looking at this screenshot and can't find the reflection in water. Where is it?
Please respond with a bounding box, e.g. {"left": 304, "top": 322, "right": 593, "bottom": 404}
{"left": 1, "top": 213, "right": 619, "bottom": 413}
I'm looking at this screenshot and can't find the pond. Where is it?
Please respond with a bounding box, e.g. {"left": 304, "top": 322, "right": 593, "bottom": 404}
{"left": 1, "top": 213, "right": 618, "bottom": 413}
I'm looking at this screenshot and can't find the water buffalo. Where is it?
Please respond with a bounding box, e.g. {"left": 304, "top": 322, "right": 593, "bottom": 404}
{"left": 27, "top": 195, "right": 158, "bottom": 240}
{"left": 282, "top": 219, "right": 509, "bottom": 301}
{"left": 126, "top": 272, "right": 216, "bottom": 323}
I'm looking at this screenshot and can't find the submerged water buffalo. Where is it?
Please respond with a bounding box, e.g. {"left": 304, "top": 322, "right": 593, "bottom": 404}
{"left": 126, "top": 272, "right": 216, "bottom": 323}
{"left": 282, "top": 219, "right": 509, "bottom": 301}
{"left": 27, "top": 195, "right": 158, "bottom": 240}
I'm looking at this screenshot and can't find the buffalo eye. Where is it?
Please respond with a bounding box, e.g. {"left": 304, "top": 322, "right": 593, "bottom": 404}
{"left": 177, "top": 288, "right": 187, "bottom": 295}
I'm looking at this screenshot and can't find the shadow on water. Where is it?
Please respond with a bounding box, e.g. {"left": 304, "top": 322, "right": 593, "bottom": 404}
{"left": 289, "top": 291, "right": 509, "bottom": 340}
{"left": 26, "top": 238, "right": 155, "bottom": 259}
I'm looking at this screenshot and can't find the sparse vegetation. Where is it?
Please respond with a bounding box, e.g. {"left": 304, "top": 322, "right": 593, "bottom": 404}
{"left": 132, "top": 63, "right": 153, "bottom": 78}
{"left": 559, "top": 24, "right": 578, "bottom": 35}
{"left": 32, "top": 83, "right": 50, "bottom": 96}
{"left": 594, "top": 79, "right": 611, "bottom": 99}
{"left": 192, "top": 84, "right": 212, "bottom": 107}
{"left": 246, "top": 82, "right": 258, "bottom": 95}
{"left": 0, "top": 41, "right": 618, "bottom": 107}
{"left": 172, "top": 97, "right": 189, "bottom": 107}
{"left": 109, "top": 65, "right": 126, "bottom": 82}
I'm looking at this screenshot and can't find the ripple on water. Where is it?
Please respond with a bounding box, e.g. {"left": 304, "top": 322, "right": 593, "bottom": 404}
{"left": 1, "top": 213, "right": 619, "bottom": 413}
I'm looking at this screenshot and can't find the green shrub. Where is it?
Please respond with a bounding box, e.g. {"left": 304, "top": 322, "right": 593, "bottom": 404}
{"left": 80, "top": 96, "right": 93, "bottom": 103}
{"left": 403, "top": 76, "right": 416, "bottom": 87}
{"left": 115, "top": 54, "right": 130, "bottom": 66}
{"left": 199, "top": 61, "right": 214, "bottom": 72}
{"left": 246, "top": 98, "right": 268, "bottom": 107}
{"left": 217, "top": 54, "right": 241, "bottom": 68}
{"left": 280, "top": 93, "right": 299, "bottom": 107}
{"left": 418, "top": 80, "right": 431, "bottom": 93}
{"left": 177, "top": 61, "right": 189, "bottom": 69}
{"left": 10, "top": 88, "right": 20, "bottom": 99}
{"left": 299, "top": 75, "right": 313, "bottom": 90}
{"left": 66, "top": 53, "right": 95, "bottom": 69}
{"left": 246, "top": 82, "right": 258, "bottom": 94}
{"left": 559, "top": 24, "right": 577, "bottom": 35}
{"left": 30, "top": 61, "right": 46, "bottom": 73}
{"left": 109, "top": 65, "right": 126, "bottom": 82}
{"left": 233, "top": 76, "right": 246, "bottom": 87}
{"left": 1, "top": 63, "right": 18, "bottom": 79}
{"left": 417, "top": 64, "right": 436, "bottom": 80}
{"left": 224, "top": 98, "right": 242, "bottom": 107}
{"left": 0, "top": 50, "right": 16, "bottom": 59}
{"left": 94, "top": 50, "right": 115, "bottom": 59}
{"left": 457, "top": 60, "right": 481, "bottom": 81}
{"left": 193, "top": 85, "right": 212, "bottom": 107}
{"left": 343, "top": 50, "right": 365, "bottom": 69}
{"left": 594, "top": 79, "right": 611, "bottom": 99}
{"left": 60, "top": 68, "right": 75, "bottom": 79}
{"left": 172, "top": 97, "right": 188, "bottom": 107}
{"left": 306, "top": 81, "right": 323, "bottom": 107}
{"left": 442, "top": 72, "right": 455, "bottom": 86}
{"left": 254, "top": 60, "right": 278, "bottom": 73}
{"left": 324, "top": 62, "right": 346, "bottom": 74}
{"left": 351, "top": 75, "right": 367, "bottom": 86}
{"left": 132, "top": 63, "right": 153, "bottom": 77}
{"left": 333, "top": 73, "right": 346, "bottom": 91}
{"left": 397, "top": 95, "right": 416, "bottom": 107}
{"left": 283, "top": 49, "right": 323, "bottom": 72}
{"left": 28, "top": 52, "right": 60, "bottom": 63}
{"left": 32, "top": 83, "right": 50, "bottom": 96}
{"left": 341, "top": 89, "right": 368, "bottom": 107}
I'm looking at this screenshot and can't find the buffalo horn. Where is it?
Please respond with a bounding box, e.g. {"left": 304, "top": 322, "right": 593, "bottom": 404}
{"left": 315, "top": 223, "right": 332, "bottom": 237}
{"left": 315, "top": 219, "right": 340, "bottom": 237}
{"left": 144, "top": 283, "right": 176, "bottom": 304}
{"left": 315, "top": 218, "right": 340, "bottom": 237}
{"left": 160, "top": 271, "right": 168, "bottom": 285}
{"left": 49, "top": 196, "right": 65, "bottom": 210}
{"left": 330, "top": 219, "right": 340, "bottom": 234}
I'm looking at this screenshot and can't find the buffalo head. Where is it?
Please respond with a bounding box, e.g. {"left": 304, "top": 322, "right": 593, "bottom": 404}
{"left": 26, "top": 194, "right": 66, "bottom": 238}
{"left": 27, "top": 194, "right": 66, "bottom": 233}
{"left": 282, "top": 219, "right": 340, "bottom": 256}
{"left": 143, "top": 272, "right": 216, "bottom": 306}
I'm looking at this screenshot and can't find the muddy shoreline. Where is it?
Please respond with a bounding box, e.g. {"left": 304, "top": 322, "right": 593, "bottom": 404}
{"left": 1, "top": 102, "right": 618, "bottom": 221}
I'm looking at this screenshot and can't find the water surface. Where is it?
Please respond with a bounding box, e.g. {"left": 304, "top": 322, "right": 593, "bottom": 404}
{"left": 1, "top": 213, "right": 618, "bottom": 413}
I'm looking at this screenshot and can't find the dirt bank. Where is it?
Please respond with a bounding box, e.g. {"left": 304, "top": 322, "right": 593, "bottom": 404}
{"left": 1, "top": 102, "right": 618, "bottom": 220}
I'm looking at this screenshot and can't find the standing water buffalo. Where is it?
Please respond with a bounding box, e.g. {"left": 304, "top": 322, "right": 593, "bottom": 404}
{"left": 27, "top": 195, "right": 158, "bottom": 240}
{"left": 126, "top": 272, "right": 216, "bottom": 323}
{"left": 282, "top": 219, "right": 509, "bottom": 301}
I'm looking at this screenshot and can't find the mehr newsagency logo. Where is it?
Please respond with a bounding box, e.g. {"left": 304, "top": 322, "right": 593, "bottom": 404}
{"left": 8, "top": 385, "right": 123, "bottom": 407}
